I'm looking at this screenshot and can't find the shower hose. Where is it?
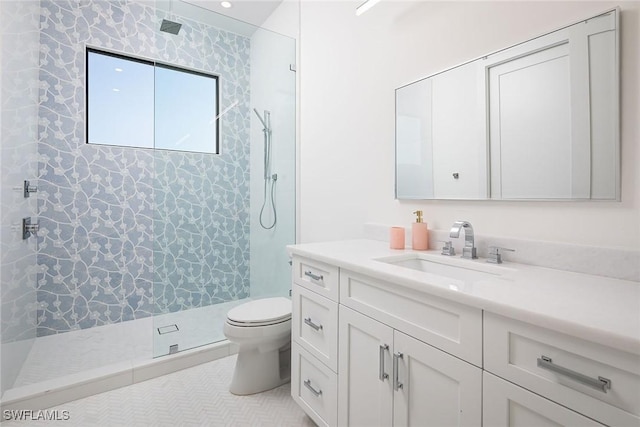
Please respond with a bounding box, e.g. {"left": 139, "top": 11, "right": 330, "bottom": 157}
{"left": 259, "top": 127, "right": 277, "bottom": 230}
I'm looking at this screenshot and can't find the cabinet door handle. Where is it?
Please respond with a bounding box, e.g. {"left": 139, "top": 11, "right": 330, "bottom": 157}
{"left": 393, "top": 352, "right": 404, "bottom": 391}
{"left": 304, "top": 317, "right": 323, "bottom": 331}
{"left": 379, "top": 344, "right": 389, "bottom": 381}
{"left": 304, "top": 270, "right": 324, "bottom": 281}
{"left": 537, "top": 355, "right": 612, "bottom": 393}
{"left": 303, "top": 379, "right": 323, "bottom": 397}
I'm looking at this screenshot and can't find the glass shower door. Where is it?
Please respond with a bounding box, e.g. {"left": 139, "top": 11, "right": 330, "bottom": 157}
{"left": 151, "top": 3, "right": 297, "bottom": 357}
{"left": 0, "top": 0, "right": 40, "bottom": 395}
{"left": 248, "top": 26, "right": 297, "bottom": 301}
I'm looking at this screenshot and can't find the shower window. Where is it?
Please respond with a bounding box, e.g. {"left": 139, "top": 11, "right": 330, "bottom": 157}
{"left": 86, "top": 48, "right": 220, "bottom": 154}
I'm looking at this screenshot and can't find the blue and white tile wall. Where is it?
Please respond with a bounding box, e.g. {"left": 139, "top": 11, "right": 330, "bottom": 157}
{"left": 37, "top": 0, "right": 250, "bottom": 335}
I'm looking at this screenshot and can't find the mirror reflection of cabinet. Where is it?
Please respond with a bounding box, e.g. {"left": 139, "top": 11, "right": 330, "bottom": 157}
{"left": 395, "top": 9, "right": 619, "bottom": 201}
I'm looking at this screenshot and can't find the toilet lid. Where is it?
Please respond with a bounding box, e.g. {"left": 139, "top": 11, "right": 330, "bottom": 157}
{"left": 227, "top": 297, "right": 291, "bottom": 325}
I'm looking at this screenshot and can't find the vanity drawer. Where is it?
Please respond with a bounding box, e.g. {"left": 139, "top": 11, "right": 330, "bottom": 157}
{"left": 483, "top": 371, "right": 604, "bottom": 426}
{"left": 292, "top": 257, "right": 339, "bottom": 302}
{"left": 291, "top": 342, "right": 338, "bottom": 427}
{"left": 484, "top": 312, "right": 640, "bottom": 426}
{"left": 339, "top": 270, "right": 483, "bottom": 367}
{"left": 292, "top": 285, "right": 338, "bottom": 372}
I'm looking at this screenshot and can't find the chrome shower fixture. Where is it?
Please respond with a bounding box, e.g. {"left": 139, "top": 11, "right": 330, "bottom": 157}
{"left": 253, "top": 108, "right": 272, "bottom": 180}
{"left": 160, "top": 19, "right": 182, "bottom": 35}
{"left": 253, "top": 108, "right": 268, "bottom": 131}
{"left": 254, "top": 108, "right": 277, "bottom": 230}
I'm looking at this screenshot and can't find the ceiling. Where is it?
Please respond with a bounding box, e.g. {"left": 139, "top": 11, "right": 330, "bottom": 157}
{"left": 154, "top": 0, "right": 284, "bottom": 36}
{"left": 180, "top": 0, "right": 284, "bottom": 28}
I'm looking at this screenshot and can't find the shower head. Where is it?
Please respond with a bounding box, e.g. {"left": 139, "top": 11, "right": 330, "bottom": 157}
{"left": 160, "top": 19, "right": 182, "bottom": 35}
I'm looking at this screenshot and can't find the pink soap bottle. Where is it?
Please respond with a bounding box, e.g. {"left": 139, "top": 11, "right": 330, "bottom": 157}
{"left": 412, "top": 210, "right": 429, "bottom": 250}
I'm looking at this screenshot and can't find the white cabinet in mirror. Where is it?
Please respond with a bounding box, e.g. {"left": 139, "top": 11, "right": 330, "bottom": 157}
{"left": 395, "top": 8, "right": 619, "bottom": 201}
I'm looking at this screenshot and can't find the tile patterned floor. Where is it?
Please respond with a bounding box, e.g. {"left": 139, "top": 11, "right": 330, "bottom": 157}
{"left": 3, "top": 355, "right": 316, "bottom": 427}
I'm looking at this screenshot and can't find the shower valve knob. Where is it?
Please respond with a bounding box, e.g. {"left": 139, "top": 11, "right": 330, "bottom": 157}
{"left": 23, "top": 180, "right": 38, "bottom": 198}
{"left": 22, "top": 217, "right": 39, "bottom": 240}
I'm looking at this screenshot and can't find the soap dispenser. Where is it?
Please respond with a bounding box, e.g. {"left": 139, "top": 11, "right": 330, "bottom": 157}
{"left": 412, "top": 210, "right": 429, "bottom": 250}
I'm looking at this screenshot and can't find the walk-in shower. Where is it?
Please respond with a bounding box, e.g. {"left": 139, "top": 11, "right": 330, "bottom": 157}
{"left": 254, "top": 108, "right": 278, "bottom": 230}
{"left": 0, "top": 0, "right": 296, "bottom": 406}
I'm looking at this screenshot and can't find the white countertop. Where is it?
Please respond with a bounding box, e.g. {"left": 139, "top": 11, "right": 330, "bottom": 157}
{"left": 287, "top": 239, "right": 640, "bottom": 356}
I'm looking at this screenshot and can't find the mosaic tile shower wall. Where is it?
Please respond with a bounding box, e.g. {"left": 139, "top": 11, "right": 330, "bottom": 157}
{"left": 37, "top": 0, "right": 250, "bottom": 335}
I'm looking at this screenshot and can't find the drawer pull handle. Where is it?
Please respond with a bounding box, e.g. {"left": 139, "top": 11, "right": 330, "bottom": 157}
{"left": 393, "top": 352, "right": 404, "bottom": 391}
{"left": 537, "top": 355, "right": 612, "bottom": 393}
{"left": 304, "top": 317, "right": 323, "bottom": 331}
{"left": 379, "top": 344, "right": 389, "bottom": 381}
{"left": 304, "top": 379, "right": 323, "bottom": 397}
{"left": 304, "top": 270, "right": 324, "bottom": 282}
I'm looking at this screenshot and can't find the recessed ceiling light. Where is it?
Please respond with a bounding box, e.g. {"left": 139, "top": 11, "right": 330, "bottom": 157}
{"left": 114, "top": 68, "right": 123, "bottom": 72}
{"left": 221, "top": 1, "right": 232, "bottom": 8}
{"left": 112, "top": 88, "right": 120, "bottom": 92}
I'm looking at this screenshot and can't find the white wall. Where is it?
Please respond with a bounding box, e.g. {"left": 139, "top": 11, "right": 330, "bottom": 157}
{"left": 249, "top": 1, "right": 298, "bottom": 298}
{"left": 299, "top": 1, "right": 640, "bottom": 249}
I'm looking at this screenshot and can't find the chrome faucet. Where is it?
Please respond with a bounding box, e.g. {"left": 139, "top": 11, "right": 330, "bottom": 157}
{"left": 449, "top": 221, "right": 477, "bottom": 259}
{"left": 487, "top": 246, "right": 515, "bottom": 264}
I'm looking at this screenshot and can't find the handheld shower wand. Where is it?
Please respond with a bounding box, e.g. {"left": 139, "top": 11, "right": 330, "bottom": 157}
{"left": 254, "top": 108, "right": 277, "bottom": 230}
{"left": 253, "top": 108, "right": 268, "bottom": 128}
{"left": 254, "top": 108, "right": 271, "bottom": 180}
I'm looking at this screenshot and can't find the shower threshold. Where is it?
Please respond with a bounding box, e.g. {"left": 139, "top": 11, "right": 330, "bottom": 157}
{"left": 1, "top": 339, "right": 237, "bottom": 413}
{"left": 1, "top": 300, "right": 248, "bottom": 412}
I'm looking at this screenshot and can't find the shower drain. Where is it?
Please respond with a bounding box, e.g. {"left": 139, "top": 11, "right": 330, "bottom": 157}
{"left": 157, "top": 324, "right": 179, "bottom": 335}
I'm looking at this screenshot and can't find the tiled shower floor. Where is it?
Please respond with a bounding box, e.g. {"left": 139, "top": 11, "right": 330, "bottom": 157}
{"left": 12, "top": 299, "right": 247, "bottom": 388}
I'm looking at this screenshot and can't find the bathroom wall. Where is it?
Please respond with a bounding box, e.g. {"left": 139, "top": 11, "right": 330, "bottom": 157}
{"left": 37, "top": 0, "right": 251, "bottom": 335}
{"left": 0, "top": 0, "right": 39, "bottom": 393}
{"left": 249, "top": 3, "right": 297, "bottom": 299}
{"left": 299, "top": 1, "right": 640, "bottom": 250}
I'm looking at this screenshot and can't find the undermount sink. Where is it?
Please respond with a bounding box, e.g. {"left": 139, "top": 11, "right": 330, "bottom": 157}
{"left": 375, "top": 254, "right": 503, "bottom": 282}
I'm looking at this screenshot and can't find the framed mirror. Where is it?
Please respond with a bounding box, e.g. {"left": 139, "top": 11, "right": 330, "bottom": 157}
{"left": 395, "top": 9, "right": 619, "bottom": 201}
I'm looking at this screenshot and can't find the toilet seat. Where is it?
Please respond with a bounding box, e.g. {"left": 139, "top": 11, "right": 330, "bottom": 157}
{"left": 226, "top": 317, "right": 291, "bottom": 328}
{"left": 226, "top": 297, "right": 291, "bottom": 327}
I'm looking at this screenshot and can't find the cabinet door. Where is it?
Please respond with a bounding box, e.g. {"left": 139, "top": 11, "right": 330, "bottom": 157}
{"left": 483, "top": 372, "right": 604, "bottom": 426}
{"left": 488, "top": 42, "right": 576, "bottom": 199}
{"left": 338, "top": 306, "right": 394, "bottom": 427}
{"left": 393, "top": 331, "right": 482, "bottom": 427}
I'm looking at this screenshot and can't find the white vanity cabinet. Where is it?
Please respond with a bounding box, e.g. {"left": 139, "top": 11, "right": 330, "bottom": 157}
{"left": 290, "top": 255, "right": 483, "bottom": 427}
{"left": 289, "top": 246, "right": 640, "bottom": 427}
{"left": 338, "top": 305, "right": 482, "bottom": 426}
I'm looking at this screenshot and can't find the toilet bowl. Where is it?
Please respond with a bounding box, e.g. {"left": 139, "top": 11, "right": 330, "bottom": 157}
{"left": 223, "top": 297, "right": 292, "bottom": 395}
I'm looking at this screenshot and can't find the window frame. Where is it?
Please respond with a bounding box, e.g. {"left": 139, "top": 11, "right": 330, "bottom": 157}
{"left": 85, "top": 46, "right": 221, "bottom": 154}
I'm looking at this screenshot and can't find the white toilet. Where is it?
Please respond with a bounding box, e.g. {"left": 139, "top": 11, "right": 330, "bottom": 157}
{"left": 223, "top": 297, "right": 292, "bottom": 395}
